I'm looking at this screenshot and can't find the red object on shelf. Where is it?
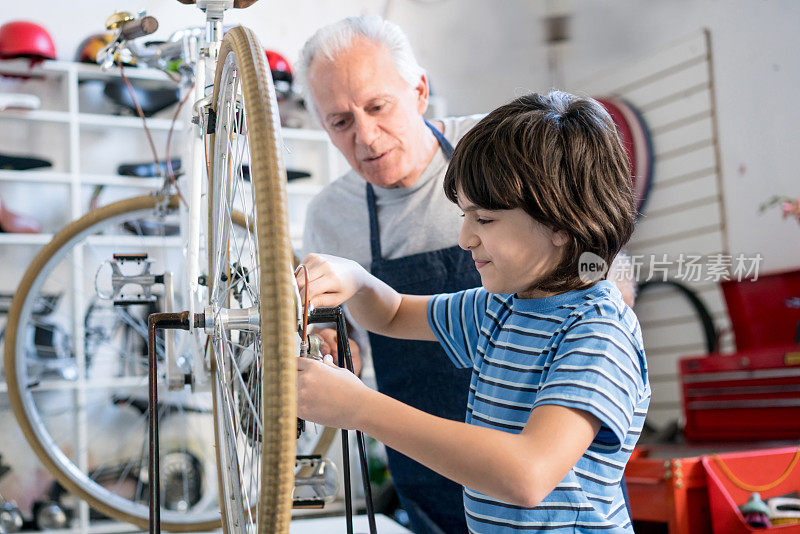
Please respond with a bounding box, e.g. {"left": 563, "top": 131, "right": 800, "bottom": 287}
{"left": 680, "top": 346, "right": 800, "bottom": 441}
{"left": 722, "top": 269, "right": 800, "bottom": 351}
{"left": 702, "top": 446, "right": 800, "bottom": 534}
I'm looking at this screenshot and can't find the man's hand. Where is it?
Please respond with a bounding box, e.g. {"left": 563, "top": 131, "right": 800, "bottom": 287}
{"left": 315, "top": 328, "right": 362, "bottom": 376}
{"left": 297, "top": 356, "right": 371, "bottom": 430}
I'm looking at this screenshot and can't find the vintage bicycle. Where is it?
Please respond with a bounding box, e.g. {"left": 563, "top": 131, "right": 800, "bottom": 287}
{"left": 2, "top": 1, "right": 339, "bottom": 532}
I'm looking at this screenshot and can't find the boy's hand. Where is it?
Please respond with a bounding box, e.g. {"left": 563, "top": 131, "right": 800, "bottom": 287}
{"left": 315, "top": 327, "right": 362, "bottom": 376}
{"left": 297, "top": 254, "right": 367, "bottom": 309}
{"left": 296, "top": 356, "right": 370, "bottom": 430}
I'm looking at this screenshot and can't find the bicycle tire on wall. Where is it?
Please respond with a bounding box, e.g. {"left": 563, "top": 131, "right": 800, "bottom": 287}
{"left": 207, "top": 26, "right": 296, "bottom": 534}
{"left": 3, "top": 195, "right": 225, "bottom": 532}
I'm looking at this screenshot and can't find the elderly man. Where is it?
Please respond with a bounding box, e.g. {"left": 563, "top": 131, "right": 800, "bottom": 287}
{"left": 299, "top": 15, "right": 482, "bottom": 534}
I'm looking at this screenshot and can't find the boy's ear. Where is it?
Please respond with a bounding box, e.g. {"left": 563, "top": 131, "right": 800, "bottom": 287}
{"left": 552, "top": 230, "right": 569, "bottom": 247}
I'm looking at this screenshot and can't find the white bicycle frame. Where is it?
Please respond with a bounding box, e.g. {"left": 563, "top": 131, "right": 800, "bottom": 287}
{"left": 101, "top": 0, "right": 236, "bottom": 391}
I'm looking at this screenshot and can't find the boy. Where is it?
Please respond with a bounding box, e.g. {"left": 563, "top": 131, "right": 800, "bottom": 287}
{"left": 296, "top": 91, "right": 649, "bottom": 533}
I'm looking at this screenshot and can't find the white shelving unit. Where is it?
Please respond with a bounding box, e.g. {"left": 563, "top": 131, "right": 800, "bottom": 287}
{"left": 0, "top": 58, "right": 343, "bottom": 532}
{"left": 0, "top": 58, "right": 342, "bottom": 251}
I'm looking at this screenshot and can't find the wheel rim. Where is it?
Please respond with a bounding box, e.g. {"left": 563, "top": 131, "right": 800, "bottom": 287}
{"left": 3, "top": 197, "right": 221, "bottom": 530}
{"left": 208, "top": 26, "right": 297, "bottom": 534}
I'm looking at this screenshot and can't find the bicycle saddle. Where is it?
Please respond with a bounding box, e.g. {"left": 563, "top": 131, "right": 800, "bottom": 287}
{"left": 0, "top": 152, "right": 52, "bottom": 170}
{"left": 240, "top": 164, "right": 310, "bottom": 182}
{"left": 103, "top": 78, "right": 180, "bottom": 117}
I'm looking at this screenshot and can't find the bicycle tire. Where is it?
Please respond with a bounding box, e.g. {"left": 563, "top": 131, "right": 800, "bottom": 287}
{"left": 3, "top": 194, "right": 239, "bottom": 531}
{"left": 207, "top": 26, "right": 296, "bottom": 534}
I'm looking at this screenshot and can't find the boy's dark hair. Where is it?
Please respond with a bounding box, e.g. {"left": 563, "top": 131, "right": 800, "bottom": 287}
{"left": 444, "top": 91, "right": 636, "bottom": 294}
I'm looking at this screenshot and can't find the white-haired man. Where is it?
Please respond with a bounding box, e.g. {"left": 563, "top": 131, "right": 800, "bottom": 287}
{"left": 299, "top": 16, "right": 483, "bottom": 534}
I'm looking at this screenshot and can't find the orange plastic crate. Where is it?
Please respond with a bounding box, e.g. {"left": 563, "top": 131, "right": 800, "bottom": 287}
{"left": 625, "top": 446, "right": 712, "bottom": 533}
{"left": 702, "top": 446, "right": 800, "bottom": 534}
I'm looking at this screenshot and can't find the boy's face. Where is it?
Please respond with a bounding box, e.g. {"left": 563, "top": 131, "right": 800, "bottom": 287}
{"left": 457, "top": 196, "right": 567, "bottom": 298}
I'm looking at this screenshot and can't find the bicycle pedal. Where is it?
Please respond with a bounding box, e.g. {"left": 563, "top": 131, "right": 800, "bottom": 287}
{"left": 293, "top": 455, "right": 337, "bottom": 508}
{"left": 292, "top": 498, "right": 325, "bottom": 509}
{"left": 96, "top": 253, "right": 166, "bottom": 305}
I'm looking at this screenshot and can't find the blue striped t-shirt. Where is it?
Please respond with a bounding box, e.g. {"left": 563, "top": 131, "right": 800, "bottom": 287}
{"left": 427, "top": 280, "right": 650, "bottom": 533}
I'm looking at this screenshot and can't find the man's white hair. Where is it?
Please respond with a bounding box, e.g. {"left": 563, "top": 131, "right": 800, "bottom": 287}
{"left": 297, "top": 15, "right": 426, "bottom": 116}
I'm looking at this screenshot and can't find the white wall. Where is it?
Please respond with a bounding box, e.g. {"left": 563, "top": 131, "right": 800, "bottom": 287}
{"left": 1, "top": 0, "right": 797, "bottom": 454}
{"left": 5, "top": 0, "right": 799, "bottom": 271}
{"left": 563, "top": 0, "right": 800, "bottom": 274}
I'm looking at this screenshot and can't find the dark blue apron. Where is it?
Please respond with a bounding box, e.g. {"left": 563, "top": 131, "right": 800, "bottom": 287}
{"left": 366, "top": 120, "right": 480, "bottom": 534}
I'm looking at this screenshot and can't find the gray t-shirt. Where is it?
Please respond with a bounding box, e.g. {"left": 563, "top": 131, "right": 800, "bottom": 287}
{"left": 301, "top": 114, "right": 484, "bottom": 265}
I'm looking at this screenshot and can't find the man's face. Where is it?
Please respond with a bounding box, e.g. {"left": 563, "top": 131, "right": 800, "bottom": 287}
{"left": 307, "top": 38, "right": 429, "bottom": 188}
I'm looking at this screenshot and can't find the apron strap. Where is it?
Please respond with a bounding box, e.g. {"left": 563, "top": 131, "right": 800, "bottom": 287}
{"left": 366, "top": 182, "right": 382, "bottom": 265}
{"left": 424, "top": 119, "right": 454, "bottom": 159}
{"left": 366, "top": 119, "right": 453, "bottom": 263}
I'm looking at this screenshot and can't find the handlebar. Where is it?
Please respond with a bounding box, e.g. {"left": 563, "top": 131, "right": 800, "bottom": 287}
{"left": 119, "top": 15, "right": 159, "bottom": 40}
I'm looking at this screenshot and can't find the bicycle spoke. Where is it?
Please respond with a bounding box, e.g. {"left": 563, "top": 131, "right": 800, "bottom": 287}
{"left": 208, "top": 26, "right": 295, "bottom": 534}
{"left": 4, "top": 198, "right": 220, "bottom": 528}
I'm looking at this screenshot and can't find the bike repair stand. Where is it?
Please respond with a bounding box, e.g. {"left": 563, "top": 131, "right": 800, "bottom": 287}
{"left": 145, "top": 306, "right": 377, "bottom": 534}
{"left": 304, "top": 306, "right": 378, "bottom": 534}
{"left": 146, "top": 312, "right": 196, "bottom": 534}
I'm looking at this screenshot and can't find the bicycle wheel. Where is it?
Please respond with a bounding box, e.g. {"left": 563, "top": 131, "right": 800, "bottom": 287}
{"left": 207, "top": 26, "right": 297, "bottom": 534}
{"left": 3, "top": 195, "right": 232, "bottom": 531}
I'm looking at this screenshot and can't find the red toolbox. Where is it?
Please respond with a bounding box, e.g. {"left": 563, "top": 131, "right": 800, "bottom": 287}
{"left": 702, "top": 446, "right": 800, "bottom": 533}
{"left": 721, "top": 269, "right": 800, "bottom": 351}
{"left": 680, "top": 346, "right": 800, "bottom": 441}
{"left": 680, "top": 269, "right": 800, "bottom": 442}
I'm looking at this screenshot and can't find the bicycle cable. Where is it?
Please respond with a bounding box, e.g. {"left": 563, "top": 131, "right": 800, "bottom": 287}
{"left": 116, "top": 58, "right": 188, "bottom": 207}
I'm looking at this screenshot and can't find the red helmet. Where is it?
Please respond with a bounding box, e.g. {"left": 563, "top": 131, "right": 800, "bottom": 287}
{"left": 265, "top": 50, "right": 292, "bottom": 83}
{"left": 0, "top": 21, "right": 56, "bottom": 61}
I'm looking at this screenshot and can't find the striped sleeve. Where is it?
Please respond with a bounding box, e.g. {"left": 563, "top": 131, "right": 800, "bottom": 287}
{"left": 533, "top": 310, "right": 646, "bottom": 450}
{"left": 427, "top": 287, "right": 489, "bottom": 368}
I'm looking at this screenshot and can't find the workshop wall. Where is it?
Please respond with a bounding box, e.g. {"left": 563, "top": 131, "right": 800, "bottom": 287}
{"left": 4, "top": 0, "right": 798, "bottom": 430}
{"left": 564, "top": 0, "right": 800, "bottom": 276}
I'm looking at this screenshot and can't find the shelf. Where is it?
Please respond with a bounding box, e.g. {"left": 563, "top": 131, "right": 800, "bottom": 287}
{"left": 29, "top": 376, "right": 158, "bottom": 393}
{"left": 85, "top": 234, "right": 184, "bottom": 248}
{"left": 79, "top": 113, "right": 184, "bottom": 131}
{"left": 0, "top": 109, "right": 70, "bottom": 123}
{"left": 282, "top": 128, "right": 330, "bottom": 142}
{"left": 0, "top": 170, "right": 71, "bottom": 184}
{"left": 0, "top": 109, "right": 319, "bottom": 136}
{"left": 0, "top": 109, "right": 183, "bottom": 130}
{"left": 0, "top": 233, "right": 53, "bottom": 245}
{"left": 81, "top": 174, "right": 163, "bottom": 189}
{"left": 23, "top": 519, "right": 164, "bottom": 534}
{"left": 0, "top": 171, "right": 163, "bottom": 188}
{"left": 0, "top": 59, "right": 173, "bottom": 82}
{"left": 0, "top": 233, "right": 183, "bottom": 247}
